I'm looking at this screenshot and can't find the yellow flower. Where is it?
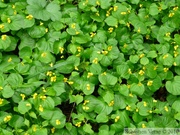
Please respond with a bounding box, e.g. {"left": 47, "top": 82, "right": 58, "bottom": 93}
{"left": 26, "top": 14, "right": 33, "bottom": 20}
{"left": 8, "top": 57, "right": 12, "bottom": 62}
{"left": 139, "top": 53, "right": 144, "bottom": 58}
{"left": 173, "top": 62, "right": 177, "bottom": 66}
{"left": 139, "top": 70, "right": 145, "bottom": 75}
{"left": 124, "top": 43, "right": 128, "bottom": 48}
{"left": 83, "top": 100, "right": 89, "bottom": 105}
{"left": 7, "top": 18, "right": 11, "bottom": 23}
{"left": 121, "top": 12, "right": 127, "bottom": 15}
{"left": 71, "top": 23, "right": 76, "bottom": 29}
{"left": 114, "top": 6, "right": 118, "bottom": 11}
{"left": 20, "top": 94, "right": 26, "bottom": 100}
{"left": 49, "top": 62, "right": 53, "bottom": 67}
{"left": 126, "top": 105, "right": 131, "bottom": 111}
{"left": 143, "top": 101, "right": 147, "bottom": 107}
{"left": 127, "top": 84, "right": 131, "bottom": 89}
{"left": 128, "top": 68, "right": 132, "bottom": 74}
{"left": 147, "top": 80, "right": 153, "bottom": 86}
{"left": 12, "top": 5, "right": 15, "bottom": 9}
{"left": 163, "top": 54, "right": 168, "bottom": 59}
{"left": 4, "top": 115, "right": 12, "bottom": 122}
{"left": 96, "top": 1, "right": 100, "bottom": 5}
{"left": 107, "top": 46, "right": 113, "bottom": 51}
{"left": 75, "top": 66, "right": 79, "bottom": 70}
{"left": 86, "top": 84, "right": 91, "bottom": 90}
{"left": 90, "top": 32, "right": 96, "bottom": 37}
{"left": 0, "top": 24, "right": 5, "bottom": 29}
{"left": 59, "top": 47, "right": 64, "bottom": 54}
{"left": 75, "top": 122, "right": 82, "bottom": 127}
{"left": 173, "top": 6, "right": 178, "bottom": 11}
{"left": 164, "top": 106, "right": 168, "bottom": 112}
{"left": 51, "top": 127, "right": 55, "bottom": 133}
{"left": 165, "top": 32, "right": 170, "bottom": 37}
{"left": 92, "top": 58, "right": 98, "bottom": 64}
{"left": 40, "top": 22, "right": 43, "bottom": 26}
{"left": 76, "top": 31, "right": 80, "bottom": 35}
{"left": 32, "top": 125, "right": 37, "bottom": 132}
{"left": 63, "top": 77, "right": 68, "bottom": 82}
{"left": 136, "top": 108, "right": 139, "bottom": 112}
{"left": 139, "top": 4, "right": 143, "bottom": 8}
{"left": 163, "top": 68, "right": 169, "bottom": 72}
{"left": 46, "top": 71, "right": 53, "bottom": 76}
{"left": 68, "top": 81, "right": 74, "bottom": 85}
{"left": 39, "top": 105, "right": 44, "bottom": 112}
{"left": 126, "top": 23, "right": 130, "bottom": 28}
{"left": 33, "top": 93, "right": 38, "bottom": 99}
{"left": 129, "top": 93, "right": 133, "bottom": 97}
{"left": 108, "top": 100, "right": 114, "bottom": 106}
{"left": 45, "top": 28, "right": 48, "bottom": 33}
{"left": 148, "top": 110, "right": 153, "bottom": 113}
{"left": 0, "top": 86, "right": 3, "bottom": 90}
{"left": 96, "top": 12, "right": 100, "bottom": 16}
{"left": 153, "top": 99, "right": 157, "bottom": 103}
{"left": 1, "top": 35, "right": 7, "bottom": 40}
{"left": 106, "top": 11, "right": 110, "bottom": 17}
{"left": 137, "top": 27, "right": 141, "bottom": 33}
{"left": 114, "top": 116, "right": 120, "bottom": 122}
{"left": 51, "top": 76, "right": 57, "bottom": 82}
{"left": 13, "top": 10, "right": 17, "bottom": 15}
{"left": 40, "top": 95, "right": 47, "bottom": 100}
{"left": 0, "top": 98, "right": 4, "bottom": 105}
{"left": 41, "top": 52, "right": 47, "bottom": 57}
{"left": 174, "top": 51, "right": 179, "bottom": 57}
{"left": 82, "top": 106, "right": 89, "bottom": 110}
{"left": 56, "top": 119, "right": 61, "bottom": 125}
{"left": 174, "top": 45, "right": 179, "bottom": 50}
{"left": 77, "top": 46, "right": 82, "bottom": 52}
{"left": 168, "top": 12, "right": 174, "bottom": 17}
{"left": 108, "top": 27, "right": 114, "bottom": 33}
{"left": 87, "top": 72, "right": 93, "bottom": 78}
{"left": 154, "top": 65, "right": 158, "bottom": 70}
{"left": 102, "top": 50, "right": 108, "bottom": 55}
{"left": 142, "top": 123, "right": 146, "bottom": 128}
{"left": 101, "top": 72, "right": 107, "bottom": 76}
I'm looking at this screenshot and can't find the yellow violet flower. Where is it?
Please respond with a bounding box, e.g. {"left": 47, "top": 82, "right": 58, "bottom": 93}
{"left": 87, "top": 72, "right": 93, "bottom": 78}
{"left": 0, "top": 24, "right": 4, "bottom": 29}
{"left": 40, "top": 22, "right": 43, "bottom": 26}
{"left": 0, "top": 86, "right": 3, "bottom": 90}
{"left": 121, "top": 12, "right": 127, "bottom": 15}
{"left": 63, "top": 77, "right": 68, "bottom": 82}
{"left": 45, "top": 28, "right": 48, "bottom": 33}
{"left": 114, "top": 116, "right": 120, "bottom": 122}
{"left": 129, "top": 93, "right": 133, "bottom": 97}
{"left": 4, "top": 115, "right": 12, "bottom": 122}
{"left": 12, "top": 5, "right": 15, "bottom": 9}
{"left": 33, "top": 93, "right": 38, "bottom": 99}
{"left": 101, "top": 72, "right": 107, "bottom": 76}
{"left": 147, "top": 80, "right": 153, "bottom": 86}
{"left": 163, "top": 54, "right": 168, "bottom": 59}
{"left": 51, "top": 127, "right": 55, "bottom": 133}
{"left": 173, "top": 6, "right": 178, "bottom": 11}
{"left": 165, "top": 32, "right": 170, "bottom": 37}
{"left": 174, "top": 45, "right": 178, "bottom": 50}
{"left": 26, "top": 14, "right": 33, "bottom": 20}
{"left": 126, "top": 105, "right": 131, "bottom": 111}
{"left": 108, "top": 100, "right": 114, "bottom": 106}
{"left": 92, "top": 58, "right": 98, "bottom": 64}
{"left": 77, "top": 46, "right": 82, "bottom": 52}
{"left": 40, "top": 95, "right": 47, "bottom": 100}
{"left": 83, "top": 106, "right": 89, "bottom": 110}
{"left": 68, "top": 81, "right": 74, "bottom": 85}
{"left": 139, "top": 53, "right": 144, "bottom": 58}
{"left": 83, "top": 100, "right": 89, "bottom": 105}
{"left": 26, "top": 103, "right": 31, "bottom": 107}
{"left": 7, "top": 18, "right": 11, "bottom": 23}
{"left": 46, "top": 71, "right": 53, "bottom": 76}
{"left": 136, "top": 108, "right": 139, "bottom": 112}
{"left": 1, "top": 35, "right": 7, "bottom": 40}
{"left": 8, "top": 57, "right": 12, "bottom": 62}
{"left": 168, "top": 12, "right": 174, "bottom": 17}
{"left": 163, "top": 68, "right": 169, "bottom": 72}
{"left": 139, "top": 70, "right": 145, "bottom": 75}
{"left": 0, "top": 98, "right": 4, "bottom": 105}
{"left": 86, "top": 84, "right": 91, "bottom": 90}
{"left": 71, "top": 23, "right": 76, "bottom": 29}
{"left": 137, "top": 27, "right": 141, "bottom": 33}
{"left": 108, "top": 27, "right": 114, "bottom": 33}
{"left": 102, "top": 50, "right": 108, "bottom": 55}
{"left": 108, "top": 46, "right": 113, "bottom": 51}
{"left": 142, "top": 123, "right": 146, "bottom": 128}
{"left": 90, "top": 32, "right": 96, "bottom": 37}
{"left": 56, "top": 119, "right": 61, "bottom": 125}
{"left": 114, "top": 6, "right": 118, "bottom": 11}
{"left": 51, "top": 76, "right": 57, "bottom": 82}
{"left": 75, "top": 122, "right": 82, "bottom": 127}
{"left": 143, "top": 101, "right": 147, "bottom": 107}
{"left": 96, "top": 1, "right": 100, "bottom": 5}
{"left": 39, "top": 105, "right": 44, "bottom": 112}
{"left": 41, "top": 52, "right": 47, "bottom": 57}
{"left": 20, "top": 94, "right": 26, "bottom": 100}
{"left": 164, "top": 106, "right": 168, "bottom": 112}
{"left": 59, "top": 47, "right": 64, "bottom": 54}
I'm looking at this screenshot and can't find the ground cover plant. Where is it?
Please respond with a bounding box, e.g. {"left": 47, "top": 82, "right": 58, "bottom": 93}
{"left": 0, "top": 0, "right": 180, "bottom": 134}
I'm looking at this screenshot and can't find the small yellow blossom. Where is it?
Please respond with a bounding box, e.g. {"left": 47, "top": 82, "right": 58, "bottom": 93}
{"left": 92, "top": 58, "right": 98, "bottom": 64}
{"left": 174, "top": 51, "right": 179, "bottom": 57}
{"left": 90, "top": 32, "right": 96, "bottom": 37}
{"left": 8, "top": 57, "right": 12, "bottom": 62}
{"left": 147, "top": 80, "right": 153, "bottom": 86}
{"left": 139, "top": 53, "right": 144, "bottom": 58}
{"left": 148, "top": 110, "right": 153, "bottom": 113}
{"left": 138, "top": 82, "right": 142, "bottom": 86}
{"left": 136, "top": 108, "right": 139, "bottom": 112}
{"left": 51, "top": 127, "right": 55, "bottom": 133}
{"left": 20, "top": 94, "right": 26, "bottom": 100}
{"left": 40, "top": 95, "right": 47, "bottom": 100}
{"left": 142, "top": 123, "right": 146, "bottom": 128}
{"left": 71, "top": 23, "right": 76, "bottom": 29}
{"left": 51, "top": 76, "right": 57, "bottom": 82}
{"left": 68, "top": 81, "right": 74, "bottom": 85}
{"left": 129, "top": 93, "right": 133, "bottom": 97}
{"left": 106, "top": 11, "right": 110, "bottom": 17}
{"left": 163, "top": 68, "right": 169, "bottom": 72}
{"left": 26, "top": 14, "right": 33, "bottom": 20}
{"left": 12, "top": 4, "right": 15, "bottom": 9}
{"left": 86, "top": 84, "right": 91, "bottom": 90}
{"left": 121, "top": 12, "right": 127, "bottom": 15}
{"left": 83, "top": 100, "right": 90, "bottom": 105}
{"left": 61, "top": 55, "right": 64, "bottom": 59}
{"left": 139, "top": 4, "right": 143, "bottom": 8}
{"left": 40, "top": 22, "right": 43, "bottom": 26}
{"left": 33, "top": 93, "right": 38, "bottom": 99}
{"left": 108, "top": 27, "right": 114, "bottom": 33}
{"left": 75, "top": 66, "right": 79, "bottom": 70}
{"left": 163, "top": 54, "right": 168, "bottom": 59}
{"left": 45, "top": 28, "right": 48, "bottom": 33}
{"left": 87, "top": 72, "right": 93, "bottom": 78}
{"left": 114, "top": 6, "right": 118, "bottom": 11}
{"left": 0, "top": 86, "right": 3, "bottom": 90}
{"left": 101, "top": 72, "right": 107, "bottom": 76}
{"left": 126, "top": 23, "right": 130, "bottom": 28}
{"left": 1, "top": 35, "right": 7, "bottom": 40}
{"left": 128, "top": 68, "right": 132, "bottom": 74}
{"left": 59, "top": 47, "right": 64, "bottom": 54}
{"left": 39, "top": 105, "right": 44, "bottom": 112}
{"left": 41, "top": 52, "right": 47, "bottom": 57}
{"left": 168, "top": 12, "right": 174, "bottom": 17}
{"left": 75, "top": 122, "right": 82, "bottom": 127}
{"left": 114, "top": 116, "right": 120, "bottom": 122}
{"left": 63, "top": 77, "right": 68, "bottom": 82}
{"left": 13, "top": 10, "right": 17, "bottom": 15}
{"left": 102, "top": 50, "right": 108, "bottom": 55}
{"left": 154, "top": 65, "right": 158, "bottom": 70}
{"left": 173, "top": 6, "right": 178, "bottom": 11}
{"left": 77, "top": 46, "right": 82, "bottom": 52}
{"left": 96, "top": 1, "right": 100, "bottom": 5}
{"left": 139, "top": 70, "right": 145, "bottom": 75}
{"left": 83, "top": 106, "right": 89, "bottom": 110}
{"left": 46, "top": 71, "right": 53, "bottom": 76}
{"left": 76, "top": 31, "right": 80, "bottom": 35}
{"left": 49, "top": 63, "right": 53, "bottom": 67}
{"left": 0, "top": 98, "right": 4, "bottom": 105}
{"left": 108, "top": 100, "right": 114, "bottom": 106}
{"left": 165, "top": 32, "right": 170, "bottom": 37}
{"left": 126, "top": 105, "right": 131, "bottom": 111}
{"left": 146, "top": 35, "right": 150, "bottom": 39}
{"left": 124, "top": 43, "right": 128, "bottom": 48}
{"left": 96, "top": 12, "right": 100, "bottom": 16}
{"left": 173, "top": 62, "right": 177, "bottom": 66}
{"left": 164, "top": 106, "right": 168, "bottom": 112}
{"left": 4, "top": 115, "right": 12, "bottom": 122}
{"left": 127, "top": 84, "right": 131, "bottom": 89}
{"left": 174, "top": 45, "right": 179, "bottom": 50}
{"left": 7, "top": 18, "right": 11, "bottom": 23}
{"left": 76, "top": 53, "right": 81, "bottom": 57}
{"left": 0, "top": 24, "right": 4, "bottom": 29}
{"left": 143, "top": 101, "right": 147, "bottom": 107}
{"left": 107, "top": 46, "right": 113, "bottom": 51}
{"left": 137, "top": 27, "right": 141, "bottom": 33}
{"left": 32, "top": 125, "right": 37, "bottom": 132}
{"left": 56, "top": 119, "right": 61, "bottom": 125}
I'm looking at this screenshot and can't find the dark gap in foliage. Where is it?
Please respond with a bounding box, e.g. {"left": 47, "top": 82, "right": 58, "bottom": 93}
{"left": 153, "top": 86, "right": 167, "bottom": 102}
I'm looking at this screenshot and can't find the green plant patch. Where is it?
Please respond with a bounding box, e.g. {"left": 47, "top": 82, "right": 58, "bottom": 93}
{"left": 0, "top": 0, "right": 180, "bottom": 134}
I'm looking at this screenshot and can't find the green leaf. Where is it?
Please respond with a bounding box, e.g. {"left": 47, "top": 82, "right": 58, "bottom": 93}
{"left": 98, "top": 73, "right": 117, "bottom": 85}
{"left": 116, "top": 64, "right": 130, "bottom": 79}
{"left": 96, "top": 113, "right": 109, "bottom": 123}
{"left": 140, "top": 57, "right": 149, "bottom": 65}
{"left": 148, "top": 76, "right": 162, "bottom": 92}
{"left": 105, "top": 16, "right": 118, "bottom": 26}
{"left": 114, "top": 94, "right": 126, "bottom": 110}
{"left": 52, "top": 82, "right": 65, "bottom": 96}
{"left": 39, "top": 51, "right": 54, "bottom": 64}
{"left": 18, "top": 101, "right": 32, "bottom": 114}
{"left": 34, "top": 128, "right": 48, "bottom": 135}
{"left": 82, "top": 82, "right": 95, "bottom": 95}
{"left": 172, "top": 99, "right": 180, "bottom": 112}
{"left": 28, "top": 26, "right": 46, "bottom": 38}
{"left": 83, "top": 124, "right": 94, "bottom": 134}
{"left": 174, "top": 112, "right": 180, "bottom": 121}
{"left": 130, "top": 0, "right": 140, "bottom": 4}
{"left": 130, "top": 83, "right": 145, "bottom": 96}
{"left": 90, "top": 63, "right": 102, "bottom": 75}
{"left": 137, "top": 102, "right": 149, "bottom": 116}
{"left": 0, "top": 35, "right": 11, "bottom": 50}
{"left": 9, "top": 115, "right": 25, "bottom": 129}
{"left": 102, "top": 90, "right": 114, "bottom": 104}
{"left": 69, "top": 94, "right": 83, "bottom": 105}
{"left": 159, "top": 53, "right": 174, "bottom": 66}
{"left": 129, "top": 55, "right": 139, "bottom": 64}
{"left": 149, "top": 3, "right": 159, "bottom": 16}
{"left": 166, "top": 76, "right": 180, "bottom": 95}
{"left": 6, "top": 73, "right": 23, "bottom": 88}
{"left": 2, "top": 85, "right": 14, "bottom": 98}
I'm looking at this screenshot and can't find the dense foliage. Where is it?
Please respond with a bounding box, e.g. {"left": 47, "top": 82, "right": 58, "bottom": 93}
{"left": 0, "top": 0, "right": 180, "bottom": 134}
